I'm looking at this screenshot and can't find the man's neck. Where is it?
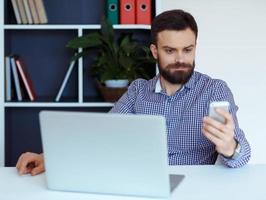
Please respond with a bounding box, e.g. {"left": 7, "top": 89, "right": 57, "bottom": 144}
{"left": 159, "top": 76, "right": 183, "bottom": 96}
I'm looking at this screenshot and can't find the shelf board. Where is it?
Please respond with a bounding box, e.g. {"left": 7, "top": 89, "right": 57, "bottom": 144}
{"left": 4, "top": 24, "right": 151, "bottom": 30}
{"left": 4, "top": 102, "right": 114, "bottom": 108}
{"left": 113, "top": 24, "right": 151, "bottom": 29}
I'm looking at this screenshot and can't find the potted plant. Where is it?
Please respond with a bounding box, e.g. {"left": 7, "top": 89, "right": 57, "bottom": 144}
{"left": 66, "top": 17, "right": 155, "bottom": 101}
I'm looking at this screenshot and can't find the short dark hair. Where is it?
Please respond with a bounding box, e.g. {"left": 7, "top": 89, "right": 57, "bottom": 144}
{"left": 151, "top": 9, "right": 198, "bottom": 44}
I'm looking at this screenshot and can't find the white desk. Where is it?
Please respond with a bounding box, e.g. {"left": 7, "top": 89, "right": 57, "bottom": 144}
{"left": 1, "top": 165, "right": 266, "bottom": 200}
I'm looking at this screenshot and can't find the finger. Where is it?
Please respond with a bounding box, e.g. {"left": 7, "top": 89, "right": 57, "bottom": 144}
{"left": 215, "top": 108, "right": 234, "bottom": 127}
{"left": 22, "top": 167, "right": 33, "bottom": 175}
{"left": 16, "top": 154, "right": 31, "bottom": 174}
{"left": 18, "top": 156, "right": 35, "bottom": 175}
{"left": 16, "top": 154, "right": 23, "bottom": 170}
{"left": 202, "top": 128, "right": 222, "bottom": 146}
{"left": 20, "top": 162, "right": 37, "bottom": 175}
{"left": 203, "top": 124, "right": 235, "bottom": 148}
{"left": 31, "top": 164, "right": 44, "bottom": 176}
{"left": 203, "top": 117, "right": 228, "bottom": 134}
{"left": 203, "top": 119, "right": 233, "bottom": 140}
{"left": 203, "top": 123, "right": 225, "bottom": 140}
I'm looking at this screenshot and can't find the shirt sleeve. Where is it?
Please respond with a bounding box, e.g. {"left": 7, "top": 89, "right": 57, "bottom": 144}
{"left": 210, "top": 80, "right": 251, "bottom": 168}
{"left": 109, "top": 79, "right": 141, "bottom": 114}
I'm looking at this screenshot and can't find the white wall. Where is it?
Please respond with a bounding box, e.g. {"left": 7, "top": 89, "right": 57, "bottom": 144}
{"left": 162, "top": 0, "right": 266, "bottom": 164}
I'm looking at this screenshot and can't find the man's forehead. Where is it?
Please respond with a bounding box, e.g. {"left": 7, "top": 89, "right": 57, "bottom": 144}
{"left": 161, "top": 44, "right": 195, "bottom": 49}
{"left": 157, "top": 29, "right": 196, "bottom": 48}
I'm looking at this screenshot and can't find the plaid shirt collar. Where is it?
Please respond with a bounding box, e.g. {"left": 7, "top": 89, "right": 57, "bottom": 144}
{"left": 153, "top": 71, "right": 197, "bottom": 94}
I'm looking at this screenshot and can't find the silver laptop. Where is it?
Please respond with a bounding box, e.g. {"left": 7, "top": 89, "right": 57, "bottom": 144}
{"left": 39, "top": 111, "right": 184, "bottom": 198}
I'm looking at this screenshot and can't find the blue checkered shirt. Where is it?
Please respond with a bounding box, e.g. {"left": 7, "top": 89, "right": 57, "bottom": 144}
{"left": 110, "top": 71, "right": 251, "bottom": 168}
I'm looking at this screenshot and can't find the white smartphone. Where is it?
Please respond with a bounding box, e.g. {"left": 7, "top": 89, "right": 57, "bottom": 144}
{"left": 208, "top": 101, "right": 230, "bottom": 124}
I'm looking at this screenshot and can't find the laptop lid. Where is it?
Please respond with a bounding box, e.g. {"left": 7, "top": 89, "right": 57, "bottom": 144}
{"left": 39, "top": 111, "right": 171, "bottom": 198}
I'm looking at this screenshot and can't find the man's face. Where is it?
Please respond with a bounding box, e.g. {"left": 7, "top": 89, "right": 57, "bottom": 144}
{"left": 150, "top": 28, "right": 196, "bottom": 84}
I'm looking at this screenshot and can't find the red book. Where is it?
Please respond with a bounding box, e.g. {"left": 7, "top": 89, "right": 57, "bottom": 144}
{"left": 136, "top": 0, "right": 151, "bottom": 25}
{"left": 16, "top": 58, "right": 37, "bottom": 101}
{"left": 120, "top": 0, "right": 135, "bottom": 24}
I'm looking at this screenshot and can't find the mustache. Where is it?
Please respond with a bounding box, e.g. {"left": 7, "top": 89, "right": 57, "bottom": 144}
{"left": 166, "top": 62, "right": 193, "bottom": 69}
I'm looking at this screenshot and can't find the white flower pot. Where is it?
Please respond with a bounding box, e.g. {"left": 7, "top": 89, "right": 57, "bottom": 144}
{"left": 104, "top": 79, "right": 129, "bottom": 88}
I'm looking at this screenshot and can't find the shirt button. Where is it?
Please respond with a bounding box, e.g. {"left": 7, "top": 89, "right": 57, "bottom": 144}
{"left": 168, "top": 97, "right": 173, "bottom": 103}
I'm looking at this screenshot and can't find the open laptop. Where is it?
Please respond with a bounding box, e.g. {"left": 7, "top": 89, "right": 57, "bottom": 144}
{"left": 39, "top": 111, "right": 184, "bottom": 198}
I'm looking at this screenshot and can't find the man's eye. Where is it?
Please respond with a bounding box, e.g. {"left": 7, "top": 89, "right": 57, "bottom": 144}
{"left": 184, "top": 49, "right": 192, "bottom": 53}
{"left": 166, "top": 49, "right": 173, "bottom": 54}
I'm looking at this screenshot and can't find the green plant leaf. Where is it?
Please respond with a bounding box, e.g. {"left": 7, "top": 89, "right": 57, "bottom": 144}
{"left": 120, "top": 35, "right": 131, "bottom": 48}
{"left": 70, "top": 50, "right": 91, "bottom": 62}
{"left": 66, "top": 32, "right": 102, "bottom": 49}
{"left": 100, "top": 16, "right": 115, "bottom": 45}
{"left": 66, "top": 16, "right": 156, "bottom": 83}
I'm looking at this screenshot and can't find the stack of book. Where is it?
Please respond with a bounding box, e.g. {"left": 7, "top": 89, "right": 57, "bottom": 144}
{"left": 106, "top": 0, "right": 152, "bottom": 25}
{"left": 11, "top": 0, "right": 48, "bottom": 24}
{"left": 5, "top": 55, "right": 36, "bottom": 101}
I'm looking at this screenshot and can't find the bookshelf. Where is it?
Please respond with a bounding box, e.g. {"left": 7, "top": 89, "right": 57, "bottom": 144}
{"left": 0, "top": 0, "right": 4, "bottom": 167}
{"left": 0, "top": 0, "right": 161, "bottom": 166}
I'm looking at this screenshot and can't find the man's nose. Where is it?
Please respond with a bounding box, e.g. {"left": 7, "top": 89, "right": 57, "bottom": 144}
{"left": 174, "top": 52, "right": 185, "bottom": 63}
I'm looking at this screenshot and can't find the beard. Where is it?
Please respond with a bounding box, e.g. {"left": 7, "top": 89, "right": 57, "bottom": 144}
{"left": 158, "top": 59, "right": 195, "bottom": 84}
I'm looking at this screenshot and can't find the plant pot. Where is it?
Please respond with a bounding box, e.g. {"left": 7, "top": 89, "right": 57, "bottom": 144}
{"left": 96, "top": 80, "right": 128, "bottom": 102}
{"left": 104, "top": 79, "right": 129, "bottom": 88}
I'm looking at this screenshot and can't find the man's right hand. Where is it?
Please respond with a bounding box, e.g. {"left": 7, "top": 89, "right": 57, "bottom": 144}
{"left": 16, "top": 152, "right": 45, "bottom": 176}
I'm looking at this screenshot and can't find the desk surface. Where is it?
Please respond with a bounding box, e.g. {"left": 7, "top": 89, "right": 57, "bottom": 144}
{"left": 1, "top": 165, "right": 266, "bottom": 200}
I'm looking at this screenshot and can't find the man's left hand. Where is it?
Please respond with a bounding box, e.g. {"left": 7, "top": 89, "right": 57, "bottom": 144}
{"left": 202, "top": 108, "right": 237, "bottom": 157}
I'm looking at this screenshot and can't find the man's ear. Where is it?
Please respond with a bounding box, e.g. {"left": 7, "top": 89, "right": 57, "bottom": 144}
{"left": 150, "top": 44, "right": 158, "bottom": 60}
